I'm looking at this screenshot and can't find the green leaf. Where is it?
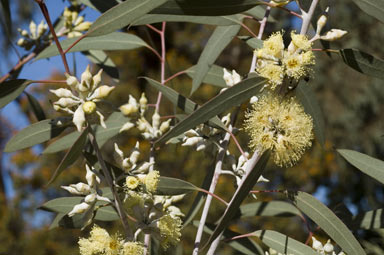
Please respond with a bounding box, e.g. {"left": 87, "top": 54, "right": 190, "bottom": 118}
{"left": 143, "top": 77, "right": 225, "bottom": 129}
{"left": 295, "top": 83, "right": 325, "bottom": 147}
{"left": 352, "top": 209, "right": 384, "bottom": 230}
{"left": 253, "top": 230, "right": 318, "bottom": 255}
{"left": 36, "top": 32, "right": 149, "bottom": 60}
{"left": 132, "top": 14, "right": 240, "bottom": 26}
{"left": 238, "top": 36, "right": 263, "bottom": 49}
{"left": 49, "top": 213, "right": 66, "bottom": 230}
{"left": 352, "top": 0, "right": 384, "bottom": 23}
{"left": 338, "top": 149, "right": 384, "bottom": 184}
{"left": 203, "top": 151, "right": 270, "bottom": 250}
{"left": 194, "top": 221, "right": 264, "bottom": 255}
{"left": 185, "top": 64, "right": 227, "bottom": 88}
{"left": 4, "top": 119, "right": 67, "bottom": 152}
{"left": 78, "top": 0, "right": 118, "bottom": 13}
{"left": 285, "top": 191, "right": 366, "bottom": 255}
{"left": 156, "top": 177, "right": 198, "bottom": 195}
{"left": 0, "top": 0, "right": 11, "bottom": 34}
{"left": 47, "top": 128, "right": 89, "bottom": 185}
{"left": 191, "top": 24, "right": 241, "bottom": 94}
{"left": 244, "top": 6, "right": 276, "bottom": 22}
{"left": 88, "top": 0, "right": 168, "bottom": 37}
{"left": 240, "top": 201, "right": 303, "bottom": 218}
{"left": 151, "top": 0, "right": 263, "bottom": 16}
{"left": 156, "top": 76, "right": 265, "bottom": 144}
{"left": 82, "top": 50, "right": 119, "bottom": 81}
{"left": 24, "top": 92, "right": 46, "bottom": 121}
{"left": 339, "top": 49, "right": 384, "bottom": 80}
{"left": 183, "top": 164, "right": 215, "bottom": 228}
{"left": 0, "top": 79, "right": 33, "bottom": 108}
{"left": 44, "top": 112, "right": 128, "bottom": 154}
{"left": 83, "top": 152, "right": 123, "bottom": 181}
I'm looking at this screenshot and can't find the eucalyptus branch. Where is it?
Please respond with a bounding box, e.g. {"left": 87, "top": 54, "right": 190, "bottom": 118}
{"left": 300, "top": 0, "right": 320, "bottom": 35}
{"left": 155, "top": 22, "right": 166, "bottom": 111}
{"left": 0, "top": 52, "right": 36, "bottom": 83}
{"left": 88, "top": 127, "right": 133, "bottom": 240}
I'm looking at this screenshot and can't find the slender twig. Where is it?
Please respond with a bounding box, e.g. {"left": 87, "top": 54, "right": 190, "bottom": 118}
{"left": 196, "top": 188, "right": 228, "bottom": 206}
{"left": 0, "top": 52, "right": 36, "bottom": 83}
{"left": 88, "top": 127, "right": 133, "bottom": 240}
{"left": 32, "top": 80, "right": 67, "bottom": 84}
{"left": 240, "top": 22, "right": 258, "bottom": 38}
{"left": 145, "top": 45, "right": 162, "bottom": 61}
{"left": 164, "top": 70, "right": 187, "bottom": 84}
{"left": 35, "top": 0, "right": 70, "bottom": 74}
{"left": 155, "top": 22, "right": 166, "bottom": 111}
{"left": 146, "top": 24, "right": 162, "bottom": 34}
{"left": 63, "top": 33, "right": 88, "bottom": 54}
{"left": 249, "top": 6, "right": 271, "bottom": 73}
{"left": 300, "top": 0, "right": 320, "bottom": 35}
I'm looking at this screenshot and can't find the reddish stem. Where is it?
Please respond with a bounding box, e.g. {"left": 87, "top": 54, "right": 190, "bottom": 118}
{"left": 197, "top": 188, "right": 228, "bottom": 206}
{"left": 63, "top": 33, "right": 88, "bottom": 54}
{"left": 0, "top": 52, "right": 36, "bottom": 84}
{"left": 36, "top": 0, "right": 70, "bottom": 74}
{"left": 155, "top": 22, "right": 166, "bottom": 111}
{"left": 164, "top": 70, "right": 188, "bottom": 84}
{"left": 32, "top": 80, "right": 67, "bottom": 84}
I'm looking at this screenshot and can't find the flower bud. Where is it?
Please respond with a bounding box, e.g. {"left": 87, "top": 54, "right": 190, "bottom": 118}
{"left": 184, "top": 129, "right": 199, "bottom": 137}
{"left": 37, "top": 21, "right": 47, "bottom": 37}
{"left": 91, "top": 85, "right": 114, "bottom": 100}
{"left": 65, "top": 73, "right": 79, "bottom": 87}
{"left": 96, "top": 111, "right": 106, "bottom": 128}
{"left": 323, "top": 240, "right": 334, "bottom": 253}
{"left": 120, "top": 103, "right": 138, "bottom": 116}
{"left": 50, "top": 88, "right": 74, "bottom": 98}
{"left": 17, "top": 38, "right": 25, "bottom": 46}
{"left": 129, "top": 142, "right": 140, "bottom": 165}
{"left": 139, "top": 93, "right": 148, "bottom": 107}
{"left": 316, "top": 14, "right": 328, "bottom": 35}
{"left": 68, "top": 202, "right": 90, "bottom": 216}
{"left": 82, "top": 101, "right": 97, "bottom": 114}
{"left": 312, "top": 237, "right": 323, "bottom": 251}
{"left": 159, "top": 119, "right": 171, "bottom": 133}
{"left": 92, "top": 69, "right": 103, "bottom": 87}
{"left": 80, "top": 65, "right": 93, "bottom": 91}
{"left": 63, "top": 7, "right": 71, "bottom": 18}
{"left": 54, "top": 97, "right": 79, "bottom": 108}
{"left": 73, "top": 105, "right": 86, "bottom": 132}
{"left": 152, "top": 111, "right": 161, "bottom": 129}
{"left": 75, "top": 21, "right": 92, "bottom": 31}
{"left": 250, "top": 96, "right": 259, "bottom": 104}
{"left": 74, "top": 16, "right": 84, "bottom": 26}
{"left": 21, "top": 29, "right": 29, "bottom": 37}
{"left": 182, "top": 137, "right": 203, "bottom": 147}
{"left": 84, "top": 193, "right": 96, "bottom": 203}
{"left": 119, "top": 122, "right": 135, "bottom": 133}
{"left": 270, "top": 0, "right": 291, "bottom": 7}
{"left": 29, "top": 21, "right": 37, "bottom": 38}
{"left": 223, "top": 68, "right": 233, "bottom": 86}
{"left": 320, "top": 29, "right": 348, "bottom": 41}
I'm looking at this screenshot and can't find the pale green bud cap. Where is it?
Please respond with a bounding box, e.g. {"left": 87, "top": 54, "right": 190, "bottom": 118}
{"left": 65, "top": 73, "right": 79, "bottom": 87}
{"left": 80, "top": 65, "right": 93, "bottom": 91}
{"left": 82, "top": 101, "right": 96, "bottom": 115}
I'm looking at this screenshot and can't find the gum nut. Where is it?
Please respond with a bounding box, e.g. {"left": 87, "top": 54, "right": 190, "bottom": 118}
{"left": 82, "top": 101, "right": 97, "bottom": 115}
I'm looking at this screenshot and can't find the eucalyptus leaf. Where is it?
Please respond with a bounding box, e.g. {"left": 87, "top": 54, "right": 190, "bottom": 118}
{"left": 244, "top": 6, "right": 276, "bottom": 22}
{"left": 78, "top": 0, "right": 118, "bottom": 13}
{"left": 295, "top": 83, "right": 325, "bottom": 147}
{"left": 47, "top": 128, "right": 89, "bottom": 185}
{"left": 238, "top": 36, "right": 263, "bottom": 49}
{"left": 338, "top": 149, "right": 384, "bottom": 184}
{"left": 185, "top": 64, "right": 227, "bottom": 88}
{"left": 240, "top": 201, "right": 303, "bottom": 218}
{"left": 143, "top": 77, "right": 225, "bottom": 129}
{"left": 253, "top": 230, "right": 318, "bottom": 255}
{"left": 0, "top": 79, "right": 33, "bottom": 108}
{"left": 156, "top": 76, "right": 265, "bottom": 144}
{"left": 88, "top": 0, "right": 168, "bottom": 37}
{"left": 49, "top": 213, "right": 66, "bottom": 230}
{"left": 156, "top": 177, "right": 198, "bottom": 195}
{"left": 352, "top": 0, "right": 384, "bottom": 23}
{"left": 203, "top": 151, "right": 270, "bottom": 250}
{"left": 0, "top": 0, "right": 11, "bottom": 34}
{"left": 132, "top": 14, "right": 240, "bottom": 26}
{"left": 191, "top": 24, "right": 241, "bottom": 94}
{"left": 352, "top": 208, "right": 384, "bottom": 230}
{"left": 285, "top": 191, "right": 366, "bottom": 255}
{"left": 36, "top": 32, "right": 149, "bottom": 60}
{"left": 339, "top": 49, "right": 384, "bottom": 80}
{"left": 151, "top": 0, "right": 263, "bottom": 16}
{"left": 4, "top": 118, "right": 68, "bottom": 152}
{"left": 24, "top": 92, "right": 46, "bottom": 121}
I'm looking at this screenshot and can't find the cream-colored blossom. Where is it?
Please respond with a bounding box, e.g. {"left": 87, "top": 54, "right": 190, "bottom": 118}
{"left": 126, "top": 176, "right": 140, "bottom": 190}
{"left": 257, "top": 63, "right": 284, "bottom": 89}
{"left": 262, "top": 32, "right": 284, "bottom": 58}
{"left": 244, "top": 94, "right": 313, "bottom": 167}
{"left": 290, "top": 31, "right": 312, "bottom": 51}
{"left": 122, "top": 242, "right": 144, "bottom": 255}
{"left": 144, "top": 170, "right": 160, "bottom": 193}
{"left": 157, "top": 214, "right": 182, "bottom": 249}
{"left": 283, "top": 50, "right": 315, "bottom": 80}
{"left": 79, "top": 225, "right": 122, "bottom": 255}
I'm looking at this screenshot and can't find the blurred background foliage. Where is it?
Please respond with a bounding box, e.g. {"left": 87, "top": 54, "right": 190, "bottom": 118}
{"left": 0, "top": 0, "right": 383, "bottom": 254}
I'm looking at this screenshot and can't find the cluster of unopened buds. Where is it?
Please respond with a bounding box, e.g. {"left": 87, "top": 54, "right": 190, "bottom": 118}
{"left": 181, "top": 113, "right": 232, "bottom": 152}
{"left": 119, "top": 94, "right": 171, "bottom": 140}
{"left": 314, "top": 9, "right": 348, "bottom": 42}
{"left": 16, "top": 20, "right": 49, "bottom": 50}
{"left": 61, "top": 164, "right": 111, "bottom": 229}
{"left": 50, "top": 65, "right": 114, "bottom": 132}
{"left": 61, "top": 7, "right": 92, "bottom": 38}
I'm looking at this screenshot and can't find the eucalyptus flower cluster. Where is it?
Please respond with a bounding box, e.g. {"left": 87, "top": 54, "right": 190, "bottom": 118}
{"left": 119, "top": 93, "right": 171, "bottom": 140}
{"left": 255, "top": 31, "right": 315, "bottom": 89}
{"left": 312, "top": 237, "right": 346, "bottom": 255}
{"left": 62, "top": 7, "right": 92, "bottom": 38}
{"left": 50, "top": 65, "right": 114, "bottom": 131}
{"left": 16, "top": 20, "right": 49, "bottom": 50}
{"left": 61, "top": 164, "right": 111, "bottom": 229}
{"left": 78, "top": 225, "right": 145, "bottom": 255}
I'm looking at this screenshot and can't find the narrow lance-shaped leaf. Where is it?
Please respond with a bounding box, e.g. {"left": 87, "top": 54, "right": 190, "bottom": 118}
{"left": 238, "top": 36, "right": 263, "bottom": 49}
{"left": 156, "top": 76, "right": 265, "bottom": 144}
{"left": 0, "top": 0, "right": 11, "bottom": 34}
{"left": 352, "top": 208, "right": 384, "bottom": 230}
{"left": 4, "top": 118, "right": 68, "bottom": 152}
{"left": 25, "top": 92, "right": 46, "bottom": 121}
{"left": 351, "top": 0, "right": 384, "bottom": 23}
{"left": 253, "top": 230, "right": 318, "bottom": 255}
{"left": 0, "top": 79, "right": 33, "bottom": 109}
{"left": 338, "top": 149, "right": 384, "bottom": 185}
{"left": 78, "top": 0, "right": 118, "bottom": 13}
{"left": 156, "top": 177, "right": 198, "bottom": 195}
{"left": 47, "top": 128, "right": 89, "bottom": 185}
{"left": 191, "top": 24, "right": 241, "bottom": 94}
{"left": 339, "top": 49, "right": 384, "bottom": 80}
{"left": 132, "top": 14, "right": 240, "bottom": 26}
{"left": 150, "top": 0, "right": 263, "bottom": 16}
{"left": 185, "top": 64, "right": 227, "bottom": 88}
{"left": 295, "top": 83, "right": 325, "bottom": 147}
{"left": 83, "top": 50, "right": 119, "bottom": 82}
{"left": 202, "top": 151, "right": 270, "bottom": 250}
{"left": 87, "top": 0, "right": 168, "bottom": 37}
{"left": 240, "top": 201, "right": 303, "bottom": 218}
{"left": 36, "top": 32, "right": 149, "bottom": 60}
{"left": 285, "top": 191, "right": 366, "bottom": 255}
{"left": 143, "top": 77, "right": 225, "bottom": 129}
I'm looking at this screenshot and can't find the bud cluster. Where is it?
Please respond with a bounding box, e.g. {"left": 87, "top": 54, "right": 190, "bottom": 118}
{"left": 62, "top": 7, "right": 92, "bottom": 38}
{"left": 50, "top": 65, "right": 114, "bottom": 131}
{"left": 315, "top": 9, "right": 348, "bottom": 41}
{"left": 17, "top": 20, "right": 49, "bottom": 50}
{"left": 312, "top": 237, "right": 346, "bottom": 255}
